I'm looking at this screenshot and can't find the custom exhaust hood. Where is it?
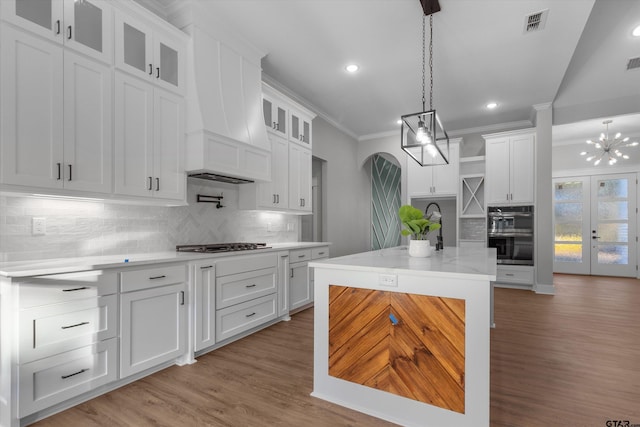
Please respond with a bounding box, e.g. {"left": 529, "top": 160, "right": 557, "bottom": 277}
{"left": 174, "top": 1, "right": 272, "bottom": 184}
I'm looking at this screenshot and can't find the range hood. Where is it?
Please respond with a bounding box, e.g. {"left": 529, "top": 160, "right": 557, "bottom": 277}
{"left": 173, "top": 1, "right": 272, "bottom": 184}
{"left": 188, "top": 172, "right": 253, "bottom": 185}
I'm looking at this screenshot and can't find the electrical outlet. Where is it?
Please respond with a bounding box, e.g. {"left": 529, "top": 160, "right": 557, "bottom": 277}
{"left": 379, "top": 274, "right": 397, "bottom": 287}
{"left": 32, "top": 217, "right": 46, "bottom": 235}
{"left": 287, "top": 222, "right": 295, "bottom": 231}
{"left": 267, "top": 222, "right": 272, "bottom": 232}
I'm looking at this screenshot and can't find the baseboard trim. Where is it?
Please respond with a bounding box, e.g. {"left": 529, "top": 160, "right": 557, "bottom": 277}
{"left": 535, "top": 283, "right": 555, "bottom": 295}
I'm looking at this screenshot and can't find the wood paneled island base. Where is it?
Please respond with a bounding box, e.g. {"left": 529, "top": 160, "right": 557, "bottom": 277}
{"left": 328, "top": 285, "right": 465, "bottom": 414}
{"left": 311, "top": 246, "right": 496, "bottom": 427}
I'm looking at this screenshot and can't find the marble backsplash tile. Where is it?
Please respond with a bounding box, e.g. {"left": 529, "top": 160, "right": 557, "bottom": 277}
{"left": 0, "top": 181, "right": 300, "bottom": 262}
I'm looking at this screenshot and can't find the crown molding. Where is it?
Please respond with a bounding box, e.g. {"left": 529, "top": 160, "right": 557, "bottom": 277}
{"left": 261, "top": 74, "right": 359, "bottom": 141}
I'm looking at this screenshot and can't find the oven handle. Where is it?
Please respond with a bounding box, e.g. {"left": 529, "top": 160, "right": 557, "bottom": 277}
{"left": 488, "top": 232, "right": 533, "bottom": 237}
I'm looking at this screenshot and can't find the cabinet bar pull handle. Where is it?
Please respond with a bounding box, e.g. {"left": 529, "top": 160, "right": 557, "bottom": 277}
{"left": 273, "top": 122, "right": 277, "bottom": 129}
{"left": 62, "top": 286, "right": 89, "bottom": 292}
{"left": 57, "top": 163, "right": 61, "bottom": 180}
{"left": 149, "top": 275, "right": 166, "bottom": 280}
{"left": 149, "top": 64, "right": 153, "bottom": 75}
{"left": 180, "top": 291, "right": 185, "bottom": 305}
{"left": 505, "top": 273, "right": 515, "bottom": 276}
{"left": 273, "top": 194, "right": 276, "bottom": 203}
{"left": 148, "top": 176, "right": 153, "bottom": 190}
{"left": 290, "top": 268, "right": 294, "bottom": 278}
{"left": 67, "top": 25, "right": 72, "bottom": 39}
{"left": 155, "top": 177, "right": 160, "bottom": 191}
{"left": 317, "top": 252, "right": 325, "bottom": 255}
{"left": 245, "top": 312, "right": 256, "bottom": 318}
{"left": 68, "top": 164, "right": 72, "bottom": 181}
{"left": 56, "top": 20, "right": 61, "bottom": 34}
{"left": 61, "top": 368, "right": 89, "bottom": 379}
{"left": 156, "top": 67, "right": 160, "bottom": 79}
{"left": 276, "top": 194, "right": 279, "bottom": 203}
{"left": 245, "top": 284, "right": 256, "bottom": 288}
{"left": 61, "top": 321, "right": 89, "bottom": 330}
{"left": 200, "top": 265, "right": 213, "bottom": 270}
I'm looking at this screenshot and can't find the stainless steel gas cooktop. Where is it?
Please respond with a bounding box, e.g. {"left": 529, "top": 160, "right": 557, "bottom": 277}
{"left": 175, "top": 243, "right": 270, "bottom": 253}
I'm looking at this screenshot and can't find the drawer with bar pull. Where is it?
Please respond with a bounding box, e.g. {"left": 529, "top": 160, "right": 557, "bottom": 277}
{"left": 120, "top": 264, "right": 186, "bottom": 292}
{"left": 216, "top": 267, "right": 277, "bottom": 309}
{"left": 215, "top": 294, "right": 277, "bottom": 342}
{"left": 18, "top": 294, "right": 117, "bottom": 363}
{"left": 18, "top": 271, "right": 117, "bottom": 308}
{"left": 18, "top": 338, "right": 117, "bottom": 417}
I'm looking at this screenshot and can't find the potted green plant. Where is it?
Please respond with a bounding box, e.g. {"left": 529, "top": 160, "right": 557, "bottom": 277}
{"left": 398, "top": 205, "right": 441, "bottom": 257}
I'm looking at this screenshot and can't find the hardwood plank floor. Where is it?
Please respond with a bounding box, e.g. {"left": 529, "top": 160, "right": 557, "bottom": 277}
{"left": 33, "top": 274, "right": 640, "bottom": 427}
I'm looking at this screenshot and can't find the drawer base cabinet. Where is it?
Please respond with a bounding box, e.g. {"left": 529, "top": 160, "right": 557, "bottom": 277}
{"left": 494, "top": 265, "right": 535, "bottom": 290}
{"left": 216, "top": 294, "right": 278, "bottom": 342}
{"left": 19, "top": 339, "right": 117, "bottom": 417}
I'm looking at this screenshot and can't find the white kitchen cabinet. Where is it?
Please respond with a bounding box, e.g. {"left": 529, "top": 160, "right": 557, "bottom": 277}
{"left": 0, "top": 0, "right": 112, "bottom": 64}
{"left": 193, "top": 260, "right": 216, "bottom": 352}
{"left": 114, "top": 11, "right": 184, "bottom": 94}
{"left": 289, "top": 246, "right": 329, "bottom": 312}
{"left": 407, "top": 140, "right": 460, "bottom": 200}
{"left": 119, "top": 264, "right": 187, "bottom": 378}
{"left": 289, "top": 108, "right": 312, "bottom": 148}
{"left": 114, "top": 71, "right": 185, "bottom": 201}
{"left": 213, "top": 253, "right": 279, "bottom": 343}
{"left": 1, "top": 25, "right": 111, "bottom": 193}
{"left": 484, "top": 130, "right": 535, "bottom": 205}
{"left": 12, "top": 270, "right": 118, "bottom": 417}
{"left": 257, "top": 135, "right": 289, "bottom": 209}
{"left": 289, "top": 144, "right": 312, "bottom": 212}
{"left": 262, "top": 92, "right": 288, "bottom": 139}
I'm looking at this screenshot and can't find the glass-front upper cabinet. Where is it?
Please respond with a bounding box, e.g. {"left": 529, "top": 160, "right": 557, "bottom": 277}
{"left": 1, "top": 0, "right": 112, "bottom": 63}
{"left": 114, "top": 11, "right": 185, "bottom": 94}
{"left": 262, "top": 95, "right": 287, "bottom": 138}
{"left": 290, "top": 109, "right": 312, "bottom": 147}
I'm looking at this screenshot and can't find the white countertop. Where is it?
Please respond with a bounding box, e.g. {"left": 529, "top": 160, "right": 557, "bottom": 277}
{"left": 309, "top": 245, "right": 497, "bottom": 281}
{"left": 0, "top": 242, "right": 330, "bottom": 278}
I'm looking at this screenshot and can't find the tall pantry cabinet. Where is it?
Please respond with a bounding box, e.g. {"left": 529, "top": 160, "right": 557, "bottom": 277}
{"left": 0, "top": 0, "right": 187, "bottom": 202}
{"left": 0, "top": 0, "right": 113, "bottom": 193}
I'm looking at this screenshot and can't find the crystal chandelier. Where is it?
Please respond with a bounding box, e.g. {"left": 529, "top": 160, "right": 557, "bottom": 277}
{"left": 580, "top": 120, "right": 639, "bottom": 166}
{"left": 400, "top": 0, "right": 449, "bottom": 167}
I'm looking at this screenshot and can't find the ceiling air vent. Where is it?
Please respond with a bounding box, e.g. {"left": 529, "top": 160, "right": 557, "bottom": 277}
{"left": 627, "top": 57, "right": 640, "bottom": 71}
{"left": 523, "top": 9, "right": 548, "bottom": 33}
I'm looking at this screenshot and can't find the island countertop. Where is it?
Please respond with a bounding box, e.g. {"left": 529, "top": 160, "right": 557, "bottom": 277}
{"left": 309, "top": 245, "right": 497, "bottom": 281}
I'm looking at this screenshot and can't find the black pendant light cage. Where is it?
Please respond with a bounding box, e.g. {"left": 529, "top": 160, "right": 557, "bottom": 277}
{"left": 401, "top": 109, "right": 449, "bottom": 166}
{"left": 401, "top": 0, "right": 449, "bottom": 167}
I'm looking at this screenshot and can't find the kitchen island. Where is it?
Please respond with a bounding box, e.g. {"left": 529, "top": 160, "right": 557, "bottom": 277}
{"left": 309, "top": 245, "right": 496, "bottom": 427}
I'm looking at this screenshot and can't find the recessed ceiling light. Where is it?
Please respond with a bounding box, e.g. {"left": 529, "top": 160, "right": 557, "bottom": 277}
{"left": 486, "top": 102, "right": 498, "bottom": 109}
{"left": 397, "top": 119, "right": 402, "bottom": 125}
{"left": 345, "top": 64, "right": 359, "bottom": 73}
{"left": 633, "top": 25, "right": 640, "bottom": 37}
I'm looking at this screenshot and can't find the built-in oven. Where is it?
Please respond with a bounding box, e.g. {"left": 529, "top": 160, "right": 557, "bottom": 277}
{"left": 487, "top": 205, "right": 534, "bottom": 265}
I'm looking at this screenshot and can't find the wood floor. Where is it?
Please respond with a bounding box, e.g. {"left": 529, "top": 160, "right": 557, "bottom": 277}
{"left": 33, "top": 274, "right": 640, "bottom": 427}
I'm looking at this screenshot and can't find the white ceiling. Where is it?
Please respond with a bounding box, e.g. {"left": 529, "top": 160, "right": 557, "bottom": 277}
{"left": 143, "top": 0, "right": 640, "bottom": 146}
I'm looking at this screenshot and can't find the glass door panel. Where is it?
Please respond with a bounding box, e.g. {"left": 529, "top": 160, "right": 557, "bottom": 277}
{"left": 73, "top": 0, "right": 102, "bottom": 53}
{"left": 553, "top": 178, "right": 590, "bottom": 274}
{"left": 123, "top": 23, "right": 147, "bottom": 73}
{"left": 159, "top": 43, "right": 178, "bottom": 87}
{"left": 590, "top": 174, "right": 636, "bottom": 277}
{"left": 16, "top": 0, "right": 53, "bottom": 30}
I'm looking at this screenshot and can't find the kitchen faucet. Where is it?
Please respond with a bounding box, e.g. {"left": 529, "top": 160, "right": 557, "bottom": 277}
{"left": 425, "top": 202, "right": 443, "bottom": 251}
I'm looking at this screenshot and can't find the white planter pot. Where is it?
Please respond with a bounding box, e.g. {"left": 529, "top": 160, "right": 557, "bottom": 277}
{"left": 408, "top": 239, "right": 432, "bottom": 257}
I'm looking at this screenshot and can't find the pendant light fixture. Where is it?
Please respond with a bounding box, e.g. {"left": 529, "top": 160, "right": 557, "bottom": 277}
{"left": 400, "top": 0, "right": 449, "bottom": 167}
{"left": 580, "top": 120, "right": 639, "bottom": 166}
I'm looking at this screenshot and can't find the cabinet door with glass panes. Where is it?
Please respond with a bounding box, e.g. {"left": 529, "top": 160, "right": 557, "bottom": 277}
{"left": 114, "top": 11, "right": 185, "bottom": 94}
{"left": 1, "top": 0, "right": 112, "bottom": 63}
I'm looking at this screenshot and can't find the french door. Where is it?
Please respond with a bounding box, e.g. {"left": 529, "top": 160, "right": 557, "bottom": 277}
{"left": 553, "top": 173, "right": 637, "bottom": 277}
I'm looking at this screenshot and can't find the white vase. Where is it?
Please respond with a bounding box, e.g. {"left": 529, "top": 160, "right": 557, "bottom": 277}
{"left": 408, "top": 239, "right": 432, "bottom": 257}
